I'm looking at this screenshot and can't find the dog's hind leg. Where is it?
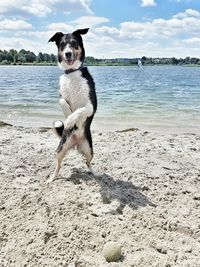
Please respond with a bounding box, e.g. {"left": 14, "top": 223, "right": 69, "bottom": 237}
{"left": 78, "top": 136, "right": 96, "bottom": 176}
{"left": 46, "top": 150, "right": 66, "bottom": 184}
{"left": 46, "top": 128, "right": 75, "bottom": 184}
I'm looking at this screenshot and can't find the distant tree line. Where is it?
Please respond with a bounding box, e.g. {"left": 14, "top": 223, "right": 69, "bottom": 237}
{"left": 0, "top": 49, "right": 57, "bottom": 65}
{"left": 0, "top": 49, "right": 200, "bottom": 66}
{"left": 85, "top": 56, "right": 200, "bottom": 66}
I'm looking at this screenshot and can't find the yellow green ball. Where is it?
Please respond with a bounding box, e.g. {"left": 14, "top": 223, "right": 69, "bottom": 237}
{"left": 103, "top": 241, "right": 122, "bottom": 262}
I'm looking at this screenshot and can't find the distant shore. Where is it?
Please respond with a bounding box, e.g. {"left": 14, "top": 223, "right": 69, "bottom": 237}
{"left": 0, "top": 62, "right": 199, "bottom": 67}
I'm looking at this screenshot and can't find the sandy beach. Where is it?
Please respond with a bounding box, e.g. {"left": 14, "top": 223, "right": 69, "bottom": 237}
{"left": 0, "top": 123, "right": 200, "bottom": 266}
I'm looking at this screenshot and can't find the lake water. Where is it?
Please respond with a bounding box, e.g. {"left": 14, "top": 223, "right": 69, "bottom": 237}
{"left": 0, "top": 65, "right": 200, "bottom": 133}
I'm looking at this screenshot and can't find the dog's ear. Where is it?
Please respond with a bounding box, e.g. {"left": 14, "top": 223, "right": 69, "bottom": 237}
{"left": 73, "top": 28, "right": 89, "bottom": 36}
{"left": 48, "top": 32, "right": 64, "bottom": 43}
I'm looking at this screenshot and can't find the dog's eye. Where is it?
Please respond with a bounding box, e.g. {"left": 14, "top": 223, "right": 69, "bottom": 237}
{"left": 71, "top": 41, "right": 78, "bottom": 49}
{"left": 60, "top": 41, "right": 66, "bottom": 50}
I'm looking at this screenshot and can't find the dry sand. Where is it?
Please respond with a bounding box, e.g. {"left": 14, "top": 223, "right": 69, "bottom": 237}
{"left": 0, "top": 123, "right": 200, "bottom": 267}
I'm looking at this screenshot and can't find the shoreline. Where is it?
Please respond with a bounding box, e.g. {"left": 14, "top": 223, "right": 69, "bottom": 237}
{"left": 1, "top": 116, "right": 200, "bottom": 135}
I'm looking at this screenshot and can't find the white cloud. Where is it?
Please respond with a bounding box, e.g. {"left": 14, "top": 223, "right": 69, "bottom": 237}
{"left": 0, "top": 1, "right": 53, "bottom": 17}
{"left": 84, "top": 9, "right": 200, "bottom": 58}
{"left": 119, "top": 14, "right": 200, "bottom": 40}
{"left": 46, "top": 16, "right": 110, "bottom": 33}
{"left": 21, "top": 1, "right": 52, "bottom": 17}
{"left": 1, "top": 8, "right": 200, "bottom": 59}
{"left": 0, "top": 37, "right": 51, "bottom": 54}
{"left": 94, "top": 26, "right": 119, "bottom": 35}
{"left": 0, "top": 0, "right": 92, "bottom": 17}
{"left": 141, "top": 0, "right": 156, "bottom": 7}
{"left": 72, "top": 16, "right": 109, "bottom": 28}
{"left": 0, "top": 19, "right": 33, "bottom": 30}
{"left": 79, "top": 0, "right": 93, "bottom": 14}
{"left": 173, "top": 9, "right": 200, "bottom": 19}
{"left": 183, "top": 37, "right": 200, "bottom": 45}
{"left": 47, "top": 23, "right": 74, "bottom": 32}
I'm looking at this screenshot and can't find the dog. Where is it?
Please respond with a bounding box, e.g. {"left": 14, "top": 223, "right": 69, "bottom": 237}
{"left": 46, "top": 28, "right": 97, "bottom": 183}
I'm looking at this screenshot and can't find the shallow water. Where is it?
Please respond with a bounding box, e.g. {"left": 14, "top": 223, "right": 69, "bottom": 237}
{"left": 0, "top": 65, "right": 199, "bottom": 133}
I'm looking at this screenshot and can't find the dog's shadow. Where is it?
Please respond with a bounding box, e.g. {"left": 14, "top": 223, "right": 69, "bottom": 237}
{"left": 60, "top": 168, "right": 156, "bottom": 213}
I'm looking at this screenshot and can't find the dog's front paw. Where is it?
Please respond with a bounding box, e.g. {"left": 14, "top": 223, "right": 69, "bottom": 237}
{"left": 65, "top": 114, "right": 78, "bottom": 129}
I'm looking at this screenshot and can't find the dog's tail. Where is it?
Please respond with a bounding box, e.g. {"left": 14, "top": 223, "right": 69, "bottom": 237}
{"left": 53, "top": 120, "right": 64, "bottom": 138}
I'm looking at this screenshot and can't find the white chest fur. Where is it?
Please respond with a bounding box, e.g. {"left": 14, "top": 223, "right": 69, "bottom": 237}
{"left": 59, "top": 71, "right": 90, "bottom": 112}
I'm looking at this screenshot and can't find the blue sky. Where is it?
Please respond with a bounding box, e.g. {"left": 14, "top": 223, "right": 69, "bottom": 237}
{"left": 0, "top": 0, "right": 200, "bottom": 58}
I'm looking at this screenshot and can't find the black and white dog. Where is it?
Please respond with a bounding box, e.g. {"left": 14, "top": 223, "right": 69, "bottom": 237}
{"left": 47, "top": 28, "right": 97, "bottom": 183}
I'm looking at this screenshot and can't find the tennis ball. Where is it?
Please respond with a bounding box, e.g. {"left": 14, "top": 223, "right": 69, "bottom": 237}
{"left": 103, "top": 241, "right": 122, "bottom": 262}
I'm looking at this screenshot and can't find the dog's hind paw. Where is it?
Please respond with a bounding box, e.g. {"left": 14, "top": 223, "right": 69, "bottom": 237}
{"left": 44, "top": 175, "right": 55, "bottom": 185}
{"left": 88, "top": 166, "right": 98, "bottom": 177}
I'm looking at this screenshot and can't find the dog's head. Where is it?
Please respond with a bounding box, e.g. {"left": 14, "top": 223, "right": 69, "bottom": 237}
{"left": 48, "top": 28, "right": 89, "bottom": 70}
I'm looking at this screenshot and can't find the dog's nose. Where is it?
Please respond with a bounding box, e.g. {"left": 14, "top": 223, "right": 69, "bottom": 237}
{"left": 65, "top": 52, "right": 72, "bottom": 59}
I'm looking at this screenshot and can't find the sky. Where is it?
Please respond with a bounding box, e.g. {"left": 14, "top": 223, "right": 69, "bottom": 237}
{"left": 0, "top": 0, "right": 200, "bottom": 58}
